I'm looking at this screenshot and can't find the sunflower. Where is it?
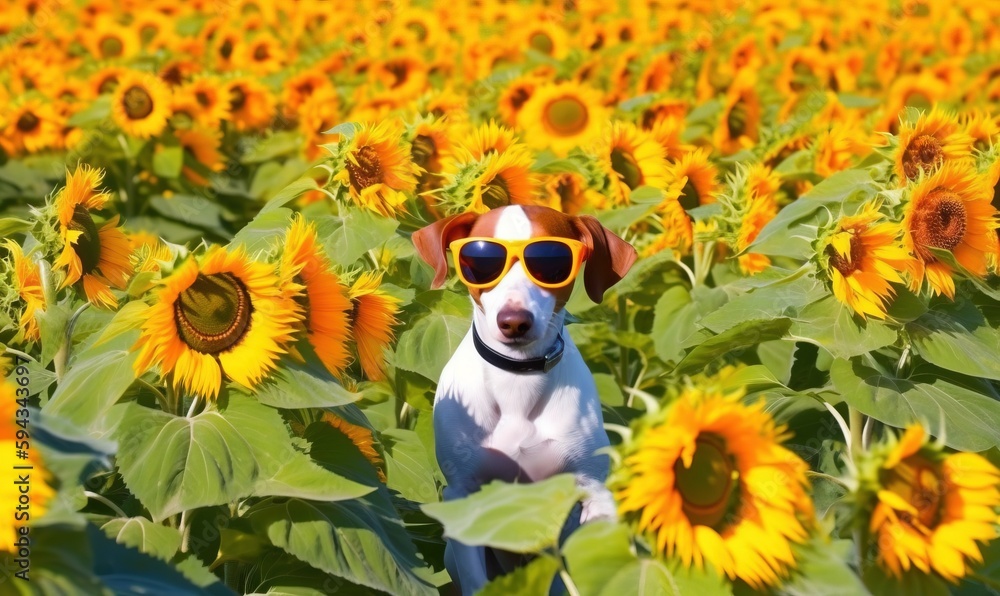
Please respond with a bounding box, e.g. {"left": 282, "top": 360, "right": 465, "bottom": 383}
{"left": 647, "top": 115, "right": 690, "bottom": 162}
{"left": 902, "top": 163, "right": 997, "bottom": 298}
{"left": 458, "top": 121, "right": 521, "bottom": 161}
{"left": 226, "top": 76, "right": 276, "bottom": 131}
{"left": 89, "top": 66, "right": 127, "bottom": 96}
{"left": 83, "top": 17, "right": 140, "bottom": 60}
{"left": 614, "top": 385, "right": 813, "bottom": 589}
{"left": 0, "top": 372, "right": 54, "bottom": 547}
{"left": 111, "top": 72, "right": 172, "bottom": 139}
{"left": 3, "top": 241, "right": 45, "bottom": 343}
{"left": 322, "top": 411, "right": 386, "bottom": 482}
{"left": 643, "top": 195, "right": 693, "bottom": 257}
{"left": 639, "top": 98, "right": 689, "bottom": 131}
{"left": 331, "top": 120, "right": 421, "bottom": 217}
{"left": 736, "top": 194, "right": 777, "bottom": 276}
{"left": 238, "top": 32, "right": 286, "bottom": 75}
{"left": 673, "top": 148, "right": 721, "bottom": 210}
{"left": 879, "top": 73, "right": 949, "bottom": 134}
{"left": 176, "top": 129, "right": 223, "bottom": 186}
{"left": 638, "top": 53, "right": 676, "bottom": 94}
{"left": 715, "top": 70, "right": 761, "bottom": 155}
{"left": 538, "top": 172, "right": 592, "bottom": 215}
{"left": 819, "top": 202, "right": 914, "bottom": 319}
{"left": 498, "top": 75, "right": 541, "bottom": 127}
{"left": 3, "top": 98, "right": 61, "bottom": 154}
{"left": 280, "top": 217, "right": 353, "bottom": 379}
{"left": 894, "top": 107, "right": 973, "bottom": 184}
{"left": 369, "top": 56, "right": 428, "bottom": 105}
{"left": 347, "top": 272, "right": 400, "bottom": 382}
{"left": 868, "top": 424, "right": 1000, "bottom": 583}
{"left": 178, "top": 77, "right": 232, "bottom": 129}
{"left": 282, "top": 69, "right": 334, "bottom": 119}
{"left": 598, "top": 121, "right": 670, "bottom": 206}
{"left": 961, "top": 110, "right": 999, "bottom": 151}
{"left": 51, "top": 166, "right": 132, "bottom": 309}
{"left": 465, "top": 149, "right": 535, "bottom": 214}
{"left": 132, "top": 246, "right": 300, "bottom": 400}
{"left": 517, "top": 81, "right": 607, "bottom": 157}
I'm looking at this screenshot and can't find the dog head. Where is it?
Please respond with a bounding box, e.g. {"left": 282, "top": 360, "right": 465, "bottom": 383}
{"left": 413, "top": 205, "right": 637, "bottom": 356}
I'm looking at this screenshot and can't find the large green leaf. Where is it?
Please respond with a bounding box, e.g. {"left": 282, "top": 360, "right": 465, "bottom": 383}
{"left": 101, "top": 517, "right": 182, "bottom": 561}
{"left": 228, "top": 208, "right": 293, "bottom": 255}
{"left": 789, "top": 296, "right": 897, "bottom": 359}
{"left": 751, "top": 169, "right": 878, "bottom": 258}
{"left": 699, "top": 275, "right": 825, "bottom": 334}
{"left": 115, "top": 395, "right": 372, "bottom": 521}
{"left": 254, "top": 358, "right": 361, "bottom": 409}
{"left": 316, "top": 208, "right": 399, "bottom": 268}
{"left": 260, "top": 177, "right": 321, "bottom": 213}
{"left": 393, "top": 312, "right": 468, "bottom": 382}
{"left": 907, "top": 300, "right": 1000, "bottom": 381}
{"left": 830, "top": 358, "right": 1000, "bottom": 451}
{"left": 247, "top": 497, "right": 436, "bottom": 596}
{"left": 42, "top": 345, "right": 138, "bottom": 438}
{"left": 780, "top": 539, "right": 869, "bottom": 596}
{"left": 674, "top": 318, "right": 792, "bottom": 375}
{"left": 479, "top": 555, "right": 560, "bottom": 596}
{"left": 652, "top": 285, "right": 727, "bottom": 363}
{"left": 420, "top": 475, "right": 582, "bottom": 553}
{"left": 381, "top": 428, "right": 440, "bottom": 503}
{"left": 153, "top": 142, "right": 184, "bottom": 179}
{"left": 150, "top": 195, "right": 228, "bottom": 239}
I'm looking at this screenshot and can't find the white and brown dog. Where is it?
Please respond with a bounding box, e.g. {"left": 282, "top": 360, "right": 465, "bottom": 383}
{"left": 413, "top": 204, "right": 637, "bottom": 593}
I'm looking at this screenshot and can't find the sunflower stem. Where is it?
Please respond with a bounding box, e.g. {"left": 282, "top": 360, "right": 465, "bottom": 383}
{"left": 84, "top": 490, "right": 127, "bottom": 518}
{"left": 849, "top": 405, "right": 864, "bottom": 459}
{"left": 804, "top": 471, "right": 851, "bottom": 490}
{"left": 186, "top": 396, "right": 202, "bottom": 418}
{"left": 366, "top": 248, "right": 381, "bottom": 270}
{"left": 560, "top": 568, "right": 581, "bottom": 596}
{"left": 674, "top": 258, "right": 696, "bottom": 287}
{"left": 3, "top": 347, "right": 35, "bottom": 364}
{"left": 179, "top": 509, "right": 190, "bottom": 553}
{"left": 617, "top": 295, "right": 629, "bottom": 387}
{"left": 117, "top": 134, "right": 137, "bottom": 218}
{"left": 137, "top": 378, "right": 169, "bottom": 412}
{"left": 165, "top": 383, "right": 178, "bottom": 416}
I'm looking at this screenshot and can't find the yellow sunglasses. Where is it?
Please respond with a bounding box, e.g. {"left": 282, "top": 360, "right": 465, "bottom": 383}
{"left": 449, "top": 236, "right": 589, "bottom": 289}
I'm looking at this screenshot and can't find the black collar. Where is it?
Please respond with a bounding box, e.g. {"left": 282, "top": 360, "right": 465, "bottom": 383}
{"left": 472, "top": 324, "right": 565, "bottom": 373}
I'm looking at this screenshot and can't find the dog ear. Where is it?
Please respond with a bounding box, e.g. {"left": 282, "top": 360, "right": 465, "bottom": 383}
{"left": 412, "top": 212, "right": 479, "bottom": 288}
{"left": 573, "top": 215, "right": 638, "bottom": 303}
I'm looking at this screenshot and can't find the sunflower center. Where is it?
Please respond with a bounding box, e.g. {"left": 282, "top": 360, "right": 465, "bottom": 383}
{"left": 220, "top": 39, "right": 234, "bottom": 59}
{"left": 529, "top": 32, "right": 554, "bottom": 55}
{"left": 174, "top": 272, "right": 253, "bottom": 355}
{"left": 611, "top": 148, "right": 642, "bottom": 190}
{"left": 674, "top": 434, "right": 736, "bottom": 529}
{"left": 544, "top": 97, "right": 589, "bottom": 136}
{"left": 679, "top": 178, "right": 700, "bottom": 210}
{"left": 99, "top": 35, "right": 123, "bottom": 57}
{"left": 346, "top": 145, "right": 383, "bottom": 190}
{"left": 69, "top": 205, "right": 102, "bottom": 273}
{"left": 913, "top": 189, "right": 967, "bottom": 260}
{"left": 727, "top": 101, "right": 748, "bottom": 138}
{"left": 123, "top": 85, "right": 154, "bottom": 120}
{"left": 195, "top": 91, "right": 211, "bottom": 107}
{"left": 482, "top": 175, "right": 510, "bottom": 209}
{"left": 826, "top": 234, "right": 864, "bottom": 276}
{"left": 386, "top": 61, "right": 409, "bottom": 88}
{"left": 509, "top": 87, "right": 531, "bottom": 111}
{"left": 886, "top": 458, "right": 942, "bottom": 532}
{"left": 229, "top": 86, "right": 246, "bottom": 111}
{"left": 901, "top": 135, "right": 943, "bottom": 180}
{"left": 253, "top": 44, "right": 269, "bottom": 61}
{"left": 16, "top": 112, "right": 39, "bottom": 133}
{"left": 98, "top": 75, "right": 120, "bottom": 95}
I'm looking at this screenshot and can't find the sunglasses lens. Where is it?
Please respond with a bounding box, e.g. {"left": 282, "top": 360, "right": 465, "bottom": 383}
{"left": 459, "top": 241, "right": 507, "bottom": 285}
{"left": 523, "top": 241, "right": 574, "bottom": 284}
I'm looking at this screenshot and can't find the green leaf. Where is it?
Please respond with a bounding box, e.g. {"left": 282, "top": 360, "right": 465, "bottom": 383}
{"left": 322, "top": 121, "right": 360, "bottom": 137}
{"left": 699, "top": 275, "right": 825, "bottom": 334}
{"left": 241, "top": 131, "right": 303, "bottom": 164}
{"left": 115, "top": 395, "right": 372, "bottom": 521}
{"left": 101, "top": 517, "right": 182, "bottom": 561}
{"left": 316, "top": 208, "right": 399, "bottom": 268}
{"left": 594, "top": 372, "right": 624, "bottom": 407}
{"left": 42, "top": 346, "right": 138, "bottom": 438}
{"left": 596, "top": 203, "right": 654, "bottom": 233}
{"left": 479, "top": 555, "right": 560, "bottom": 596}
{"left": 652, "top": 285, "right": 727, "bottom": 363}
{"left": 0, "top": 217, "right": 33, "bottom": 237}
{"left": 228, "top": 208, "right": 293, "bottom": 255}
{"left": 150, "top": 195, "right": 229, "bottom": 239}
{"left": 420, "top": 475, "right": 582, "bottom": 553}
{"left": 780, "top": 539, "right": 868, "bottom": 596}
{"left": 153, "top": 143, "right": 184, "bottom": 179}
{"left": 254, "top": 358, "right": 361, "bottom": 409}
{"left": 752, "top": 169, "right": 878, "bottom": 258}
{"left": 675, "top": 318, "right": 792, "bottom": 375}
{"left": 260, "top": 177, "right": 321, "bottom": 213}
{"left": 830, "top": 358, "right": 1000, "bottom": 451}
{"left": 394, "top": 312, "right": 468, "bottom": 382}
{"left": 381, "top": 428, "right": 439, "bottom": 503}
{"left": 247, "top": 497, "right": 436, "bottom": 596}
{"left": 37, "top": 300, "right": 71, "bottom": 366}
{"left": 789, "top": 296, "right": 897, "bottom": 359}
{"left": 907, "top": 300, "right": 1000, "bottom": 381}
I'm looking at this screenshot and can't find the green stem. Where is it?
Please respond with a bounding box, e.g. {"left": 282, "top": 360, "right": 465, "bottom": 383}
{"left": 848, "top": 405, "right": 864, "bottom": 461}
{"left": 84, "top": 490, "right": 127, "bottom": 518}
{"left": 617, "top": 295, "right": 628, "bottom": 388}
{"left": 179, "top": 509, "right": 190, "bottom": 553}
{"left": 117, "top": 135, "right": 137, "bottom": 218}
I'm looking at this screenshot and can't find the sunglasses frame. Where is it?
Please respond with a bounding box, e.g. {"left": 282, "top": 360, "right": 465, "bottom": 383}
{"left": 449, "top": 236, "right": 590, "bottom": 290}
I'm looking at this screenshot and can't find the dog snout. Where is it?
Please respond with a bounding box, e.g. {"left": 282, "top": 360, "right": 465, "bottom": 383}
{"left": 497, "top": 308, "right": 533, "bottom": 339}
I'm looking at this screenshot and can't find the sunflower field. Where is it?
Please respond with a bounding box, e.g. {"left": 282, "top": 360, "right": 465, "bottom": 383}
{"left": 3, "top": 0, "right": 1000, "bottom": 594}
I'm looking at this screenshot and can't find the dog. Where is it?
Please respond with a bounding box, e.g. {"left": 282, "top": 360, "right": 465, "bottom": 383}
{"left": 413, "top": 204, "right": 637, "bottom": 594}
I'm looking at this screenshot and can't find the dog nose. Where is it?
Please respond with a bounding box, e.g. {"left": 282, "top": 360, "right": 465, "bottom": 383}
{"left": 497, "top": 308, "right": 534, "bottom": 339}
